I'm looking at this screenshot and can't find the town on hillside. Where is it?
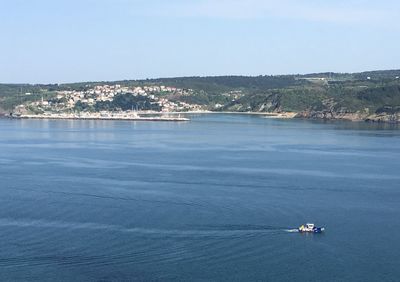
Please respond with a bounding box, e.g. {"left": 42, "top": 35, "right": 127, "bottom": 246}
{"left": 13, "top": 84, "right": 205, "bottom": 118}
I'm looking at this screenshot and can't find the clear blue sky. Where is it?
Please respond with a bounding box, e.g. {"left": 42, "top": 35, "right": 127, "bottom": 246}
{"left": 1, "top": 0, "right": 399, "bottom": 83}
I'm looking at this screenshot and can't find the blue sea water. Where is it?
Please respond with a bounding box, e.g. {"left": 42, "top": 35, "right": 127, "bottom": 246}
{"left": 0, "top": 114, "right": 399, "bottom": 281}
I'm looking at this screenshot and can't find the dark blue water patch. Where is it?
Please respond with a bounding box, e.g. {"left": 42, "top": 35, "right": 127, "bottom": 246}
{"left": 0, "top": 115, "right": 399, "bottom": 281}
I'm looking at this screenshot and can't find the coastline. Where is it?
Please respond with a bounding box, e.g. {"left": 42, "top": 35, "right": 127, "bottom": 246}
{"left": 153, "top": 111, "right": 297, "bottom": 117}
{"left": 185, "top": 111, "right": 400, "bottom": 123}
{"left": 14, "top": 113, "right": 189, "bottom": 122}
{"left": 7, "top": 110, "right": 400, "bottom": 124}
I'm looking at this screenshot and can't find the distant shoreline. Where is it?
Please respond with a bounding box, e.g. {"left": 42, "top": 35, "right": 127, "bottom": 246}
{"left": 146, "top": 111, "right": 297, "bottom": 118}
{"left": 4, "top": 111, "right": 399, "bottom": 124}
{"left": 12, "top": 113, "right": 189, "bottom": 122}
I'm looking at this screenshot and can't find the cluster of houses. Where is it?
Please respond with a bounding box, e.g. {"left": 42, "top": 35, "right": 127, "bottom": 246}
{"left": 23, "top": 84, "right": 202, "bottom": 113}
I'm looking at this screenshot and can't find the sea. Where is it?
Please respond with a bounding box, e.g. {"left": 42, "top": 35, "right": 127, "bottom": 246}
{"left": 0, "top": 114, "right": 399, "bottom": 281}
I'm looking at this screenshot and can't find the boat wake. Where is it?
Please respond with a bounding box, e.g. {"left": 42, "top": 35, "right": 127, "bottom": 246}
{"left": 285, "top": 229, "right": 299, "bottom": 233}
{"left": 0, "top": 218, "right": 299, "bottom": 238}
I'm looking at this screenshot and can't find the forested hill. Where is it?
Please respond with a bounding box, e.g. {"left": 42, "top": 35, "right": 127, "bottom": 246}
{"left": 1, "top": 69, "right": 400, "bottom": 122}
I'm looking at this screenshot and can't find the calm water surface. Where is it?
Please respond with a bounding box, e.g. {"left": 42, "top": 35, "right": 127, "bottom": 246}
{"left": 0, "top": 114, "right": 399, "bottom": 281}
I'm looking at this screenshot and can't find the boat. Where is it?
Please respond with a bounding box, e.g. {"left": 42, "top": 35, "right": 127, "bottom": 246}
{"left": 298, "top": 223, "right": 324, "bottom": 233}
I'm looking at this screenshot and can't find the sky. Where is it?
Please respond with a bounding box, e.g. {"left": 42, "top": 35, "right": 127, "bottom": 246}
{"left": 0, "top": 0, "right": 399, "bottom": 83}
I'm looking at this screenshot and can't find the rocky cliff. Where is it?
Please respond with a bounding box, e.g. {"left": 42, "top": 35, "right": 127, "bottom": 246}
{"left": 295, "top": 101, "right": 400, "bottom": 123}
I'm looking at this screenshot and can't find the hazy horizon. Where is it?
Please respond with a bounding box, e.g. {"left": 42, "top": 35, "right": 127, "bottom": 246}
{"left": 1, "top": 0, "right": 399, "bottom": 84}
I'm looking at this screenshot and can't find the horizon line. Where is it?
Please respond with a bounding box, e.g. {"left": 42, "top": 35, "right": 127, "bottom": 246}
{"left": 1, "top": 68, "right": 399, "bottom": 85}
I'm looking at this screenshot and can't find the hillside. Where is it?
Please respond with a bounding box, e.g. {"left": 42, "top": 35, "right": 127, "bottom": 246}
{"left": 1, "top": 69, "right": 400, "bottom": 122}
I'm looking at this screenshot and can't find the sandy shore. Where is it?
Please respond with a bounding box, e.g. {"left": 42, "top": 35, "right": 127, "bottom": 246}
{"left": 11, "top": 111, "right": 299, "bottom": 121}
{"left": 148, "top": 111, "right": 297, "bottom": 117}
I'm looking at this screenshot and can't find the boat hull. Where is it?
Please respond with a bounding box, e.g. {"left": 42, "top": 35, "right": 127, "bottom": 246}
{"left": 298, "top": 227, "right": 325, "bottom": 233}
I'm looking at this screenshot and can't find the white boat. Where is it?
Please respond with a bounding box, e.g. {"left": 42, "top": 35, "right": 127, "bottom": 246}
{"left": 298, "top": 223, "right": 324, "bottom": 233}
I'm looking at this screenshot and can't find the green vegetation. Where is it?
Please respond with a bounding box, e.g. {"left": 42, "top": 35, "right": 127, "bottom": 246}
{"left": 0, "top": 84, "right": 56, "bottom": 114}
{"left": 1, "top": 69, "right": 400, "bottom": 118}
{"left": 94, "top": 93, "right": 161, "bottom": 112}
